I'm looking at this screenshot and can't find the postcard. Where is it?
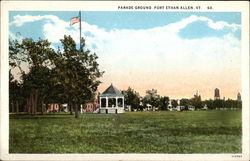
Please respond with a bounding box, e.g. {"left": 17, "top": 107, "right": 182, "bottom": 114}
{"left": 0, "top": 1, "right": 249, "bottom": 161}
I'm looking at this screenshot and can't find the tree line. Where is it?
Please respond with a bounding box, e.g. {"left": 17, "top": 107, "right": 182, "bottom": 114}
{"left": 122, "top": 88, "right": 242, "bottom": 111}
{"left": 9, "top": 35, "right": 103, "bottom": 118}
{"left": 9, "top": 35, "right": 241, "bottom": 116}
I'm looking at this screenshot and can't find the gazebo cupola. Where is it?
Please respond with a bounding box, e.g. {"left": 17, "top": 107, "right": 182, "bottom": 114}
{"left": 99, "top": 84, "right": 125, "bottom": 114}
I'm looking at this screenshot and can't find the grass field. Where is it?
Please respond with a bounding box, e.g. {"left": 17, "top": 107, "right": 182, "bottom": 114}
{"left": 9, "top": 110, "right": 241, "bottom": 153}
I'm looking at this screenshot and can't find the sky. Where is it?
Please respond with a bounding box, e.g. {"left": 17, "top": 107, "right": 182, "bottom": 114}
{"left": 9, "top": 11, "right": 241, "bottom": 100}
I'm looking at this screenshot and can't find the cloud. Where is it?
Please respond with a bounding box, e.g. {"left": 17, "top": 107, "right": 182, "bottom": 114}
{"left": 10, "top": 15, "right": 61, "bottom": 27}
{"left": 9, "top": 14, "right": 241, "bottom": 98}
{"left": 166, "top": 15, "right": 240, "bottom": 32}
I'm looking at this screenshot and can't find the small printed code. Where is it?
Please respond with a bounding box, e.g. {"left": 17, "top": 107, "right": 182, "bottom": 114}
{"left": 232, "top": 155, "right": 242, "bottom": 158}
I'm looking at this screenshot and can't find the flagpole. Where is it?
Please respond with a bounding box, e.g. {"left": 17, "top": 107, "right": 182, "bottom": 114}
{"left": 79, "top": 11, "right": 82, "bottom": 52}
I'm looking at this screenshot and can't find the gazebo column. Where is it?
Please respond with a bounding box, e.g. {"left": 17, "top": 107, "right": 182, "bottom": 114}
{"left": 106, "top": 97, "right": 108, "bottom": 108}
{"left": 122, "top": 97, "right": 124, "bottom": 108}
{"left": 116, "top": 97, "right": 118, "bottom": 108}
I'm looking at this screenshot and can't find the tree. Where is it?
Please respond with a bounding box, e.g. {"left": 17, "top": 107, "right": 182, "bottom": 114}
{"left": 190, "top": 94, "right": 202, "bottom": 109}
{"left": 142, "top": 89, "right": 159, "bottom": 109}
{"left": 213, "top": 99, "right": 224, "bottom": 109}
{"left": 9, "top": 35, "right": 103, "bottom": 118}
{"left": 171, "top": 99, "right": 178, "bottom": 108}
{"left": 180, "top": 98, "right": 190, "bottom": 110}
{"left": 9, "top": 70, "right": 22, "bottom": 113}
{"left": 9, "top": 40, "right": 26, "bottom": 113}
{"left": 203, "top": 99, "right": 214, "bottom": 109}
{"left": 122, "top": 87, "right": 140, "bottom": 111}
{"left": 202, "top": 99, "right": 242, "bottom": 110}
{"left": 9, "top": 38, "right": 55, "bottom": 114}
{"left": 158, "top": 96, "right": 169, "bottom": 110}
{"left": 54, "top": 35, "right": 104, "bottom": 118}
{"left": 22, "top": 65, "right": 53, "bottom": 114}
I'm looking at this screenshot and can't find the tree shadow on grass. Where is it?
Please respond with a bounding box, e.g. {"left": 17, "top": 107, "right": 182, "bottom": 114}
{"left": 9, "top": 114, "right": 74, "bottom": 120}
{"left": 10, "top": 117, "right": 73, "bottom": 119}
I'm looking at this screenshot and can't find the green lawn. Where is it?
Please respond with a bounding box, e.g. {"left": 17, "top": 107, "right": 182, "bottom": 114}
{"left": 9, "top": 110, "right": 241, "bottom": 153}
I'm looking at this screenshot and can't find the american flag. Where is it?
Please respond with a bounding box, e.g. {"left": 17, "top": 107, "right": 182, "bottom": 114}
{"left": 70, "top": 16, "right": 79, "bottom": 26}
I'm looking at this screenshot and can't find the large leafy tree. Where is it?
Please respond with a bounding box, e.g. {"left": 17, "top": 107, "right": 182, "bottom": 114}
{"left": 190, "top": 94, "right": 203, "bottom": 109}
{"left": 23, "top": 39, "right": 55, "bottom": 114}
{"left": 9, "top": 36, "right": 103, "bottom": 117}
{"left": 142, "top": 89, "right": 159, "bottom": 108}
{"left": 171, "top": 99, "right": 178, "bottom": 108}
{"left": 157, "top": 96, "right": 169, "bottom": 110}
{"left": 9, "top": 40, "right": 26, "bottom": 113}
{"left": 22, "top": 66, "right": 53, "bottom": 114}
{"left": 9, "top": 38, "right": 56, "bottom": 114}
{"left": 203, "top": 99, "right": 214, "bottom": 109}
{"left": 180, "top": 98, "right": 190, "bottom": 109}
{"left": 54, "top": 35, "right": 103, "bottom": 118}
{"left": 122, "top": 87, "right": 141, "bottom": 111}
{"left": 9, "top": 70, "right": 22, "bottom": 113}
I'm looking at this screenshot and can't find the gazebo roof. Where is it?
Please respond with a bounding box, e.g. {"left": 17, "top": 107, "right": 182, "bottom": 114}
{"left": 100, "top": 84, "right": 124, "bottom": 97}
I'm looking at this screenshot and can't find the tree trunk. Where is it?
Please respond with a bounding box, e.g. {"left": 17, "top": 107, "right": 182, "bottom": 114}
{"left": 59, "top": 103, "right": 61, "bottom": 112}
{"left": 69, "top": 102, "right": 73, "bottom": 115}
{"left": 41, "top": 100, "right": 44, "bottom": 115}
{"left": 15, "top": 101, "right": 19, "bottom": 113}
{"left": 11, "top": 101, "right": 14, "bottom": 113}
{"left": 31, "top": 93, "right": 33, "bottom": 114}
{"left": 34, "top": 90, "right": 38, "bottom": 114}
{"left": 30, "top": 97, "right": 32, "bottom": 114}
{"left": 24, "top": 104, "right": 27, "bottom": 113}
{"left": 26, "top": 98, "right": 30, "bottom": 114}
{"left": 28, "top": 96, "right": 31, "bottom": 114}
{"left": 31, "top": 92, "right": 35, "bottom": 115}
{"left": 45, "top": 103, "right": 49, "bottom": 113}
{"left": 75, "top": 103, "right": 79, "bottom": 118}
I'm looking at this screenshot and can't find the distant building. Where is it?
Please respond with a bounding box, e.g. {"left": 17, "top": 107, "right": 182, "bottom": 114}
{"left": 237, "top": 92, "right": 241, "bottom": 101}
{"left": 47, "top": 103, "right": 60, "bottom": 112}
{"left": 214, "top": 88, "right": 220, "bottom": 100}
{"left": 85, "top": 99, "right": 99, "bottom": 113}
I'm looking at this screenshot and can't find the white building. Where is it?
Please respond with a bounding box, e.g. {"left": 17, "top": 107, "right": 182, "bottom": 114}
{"left": 99, "top": 84, "right": 125, "bottom": 114}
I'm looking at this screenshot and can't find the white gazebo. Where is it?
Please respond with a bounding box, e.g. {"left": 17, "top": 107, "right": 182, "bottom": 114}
{"left": 99, "top": 84, "right": 125, "bottom": 114}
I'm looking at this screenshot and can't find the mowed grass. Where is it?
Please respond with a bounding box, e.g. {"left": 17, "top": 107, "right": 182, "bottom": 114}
{"left": 9, "top": 110, "right": 241, "bottom": 153}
